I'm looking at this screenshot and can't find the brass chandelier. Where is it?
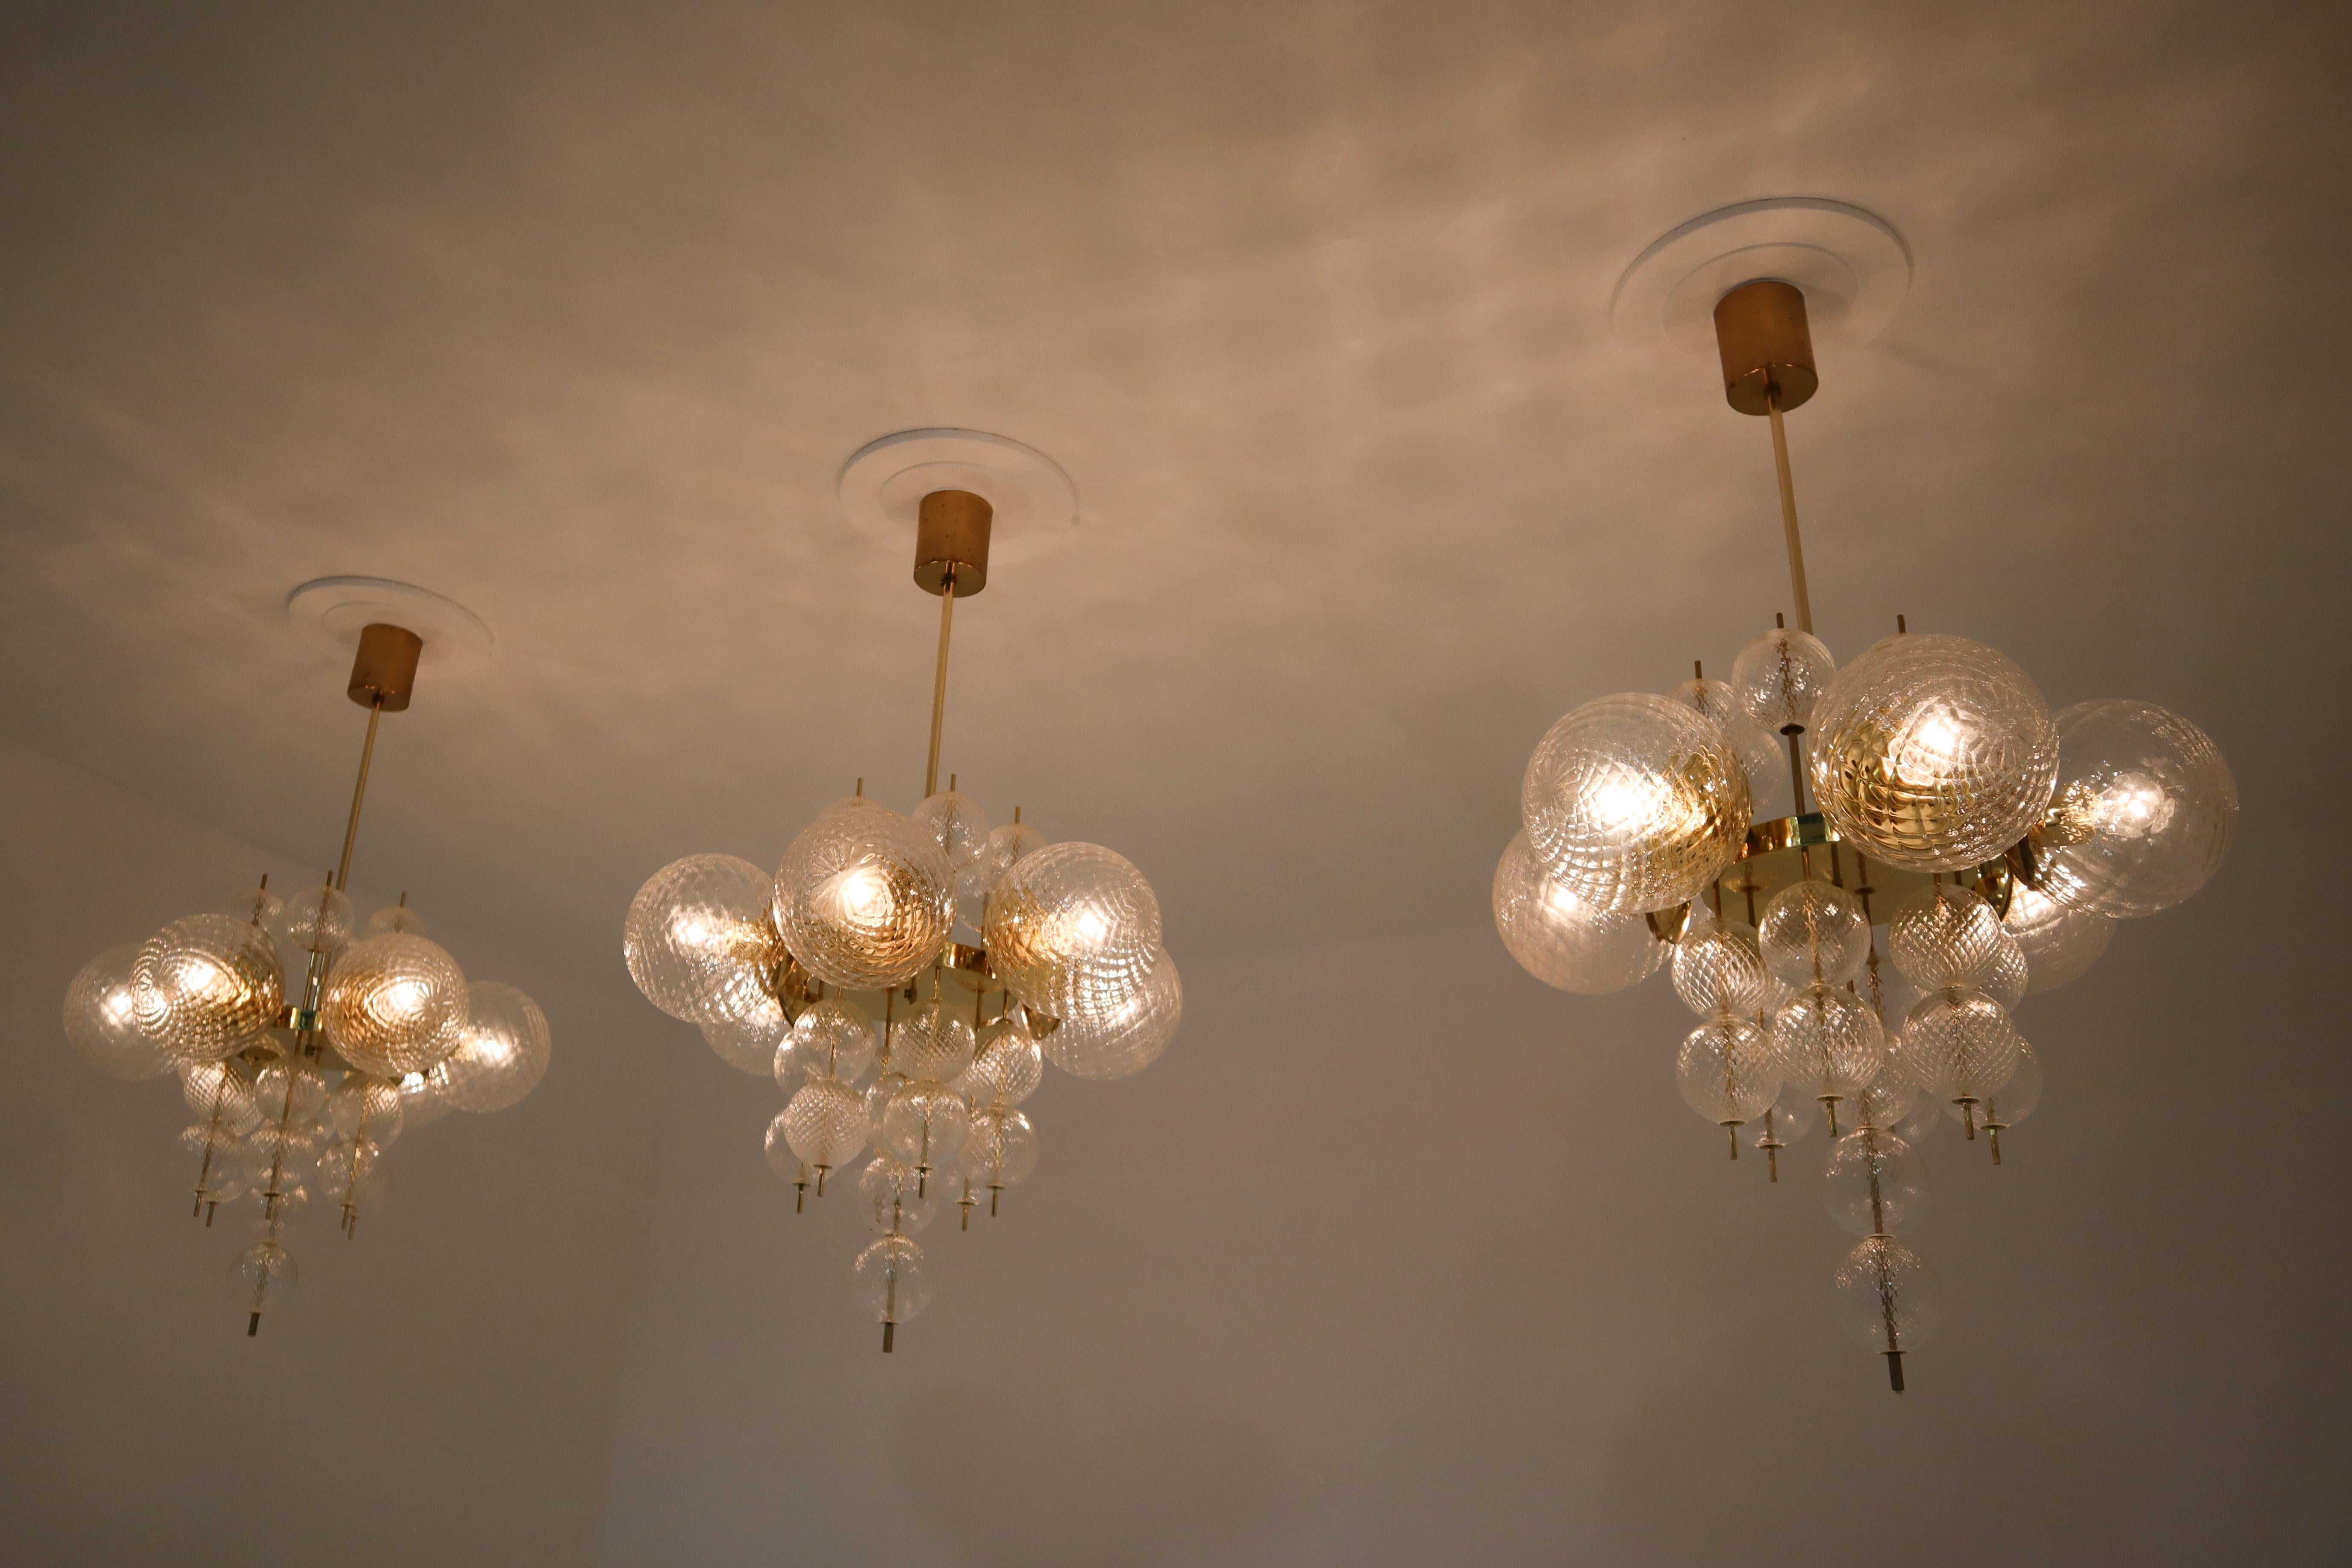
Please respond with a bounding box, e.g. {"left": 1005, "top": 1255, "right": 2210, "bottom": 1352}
{"left": 63, "top": 623, "right": 554, "bottom": 1334}
{"left": 1496, "top": 274, "right": 2237, "bottom": 1391}
{"left": 623, "top": 486, "right": 1180, "bottom": 1350}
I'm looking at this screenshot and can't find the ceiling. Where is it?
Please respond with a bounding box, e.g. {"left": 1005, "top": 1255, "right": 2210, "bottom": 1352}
{"left": 2, "top": 0, "right": 2348, "bottom": 1562}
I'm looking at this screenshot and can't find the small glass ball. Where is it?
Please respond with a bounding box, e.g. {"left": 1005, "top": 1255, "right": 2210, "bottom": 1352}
{"left": 439, "top": 981, "right": 552, "bottom": 1112}
{"left": 985, "top": 842, "right": 1162, "bottom": 1024}
{"left": 1808, "top": 633, "right": 2060, "bottom": 871}
{"left": 960, "top": 1106, "right": 1040, "bottom": 1189}
{"left": 65, "top": 943, "right": 176, "bottom": 1081}
{"left": 1979, "top": 931, "right": 2028, "bottom": 1009}
{"left": 856, "top": 1154, "right": 937, "bottom": 1235}
{"left": 1846, "top": 1075, "right": 1918, "bottom": 1131}
{"left": 241, "top": 1121, "right": 319, "bottom": 1194}
{"left": 227, "top": 883, "right": 284, "bottom": 929}
{"left": 913, "top": 790, "right": 991, "bottom": 870}
{"left": 1040, "top": 949, "right": 1182, "bottom": 1081}
{"left": 1671, "top": 908, "right": 1767, "bottom": 1017}
{"left": 962, "top": 1017, "right": 1045, "bottom": 1106}
{"left": 320, "top": 932, "right": 467, "bottom": 1076}
{"left": 776, "top": 799, "right": 955, "bottom": 991}
{"left": 182, "top": 1059, "right": 264, "bottom": 1136}
{"left": 1958, "top": 1037, "right": 2043, "bottom": 1131}
{"left": 317, "top": 1138, "right": 389, "bottom": 1207}
{"left": 324, "top": 1074, "right": 403, "bottom": 1144}
{"left": 1824, "top": 1128, "right": 1929, "bottom": 1238}
{"left": 1772, "top": 982, "right": 1886, "bottom": 1109}
{"left": 253, "top": 1059, "right": 330, "bottom": 1124}
{"left": 2038, "top": 698, "right": 2236, "bottom": 918}
{"left": 246, "top": 1180, "right": 310, "bottom": 1239}
{"left": 1757, "top": 882, "right": 1870, "bottom": 988}
{"left": 1887, "top": 882, "right": 2004, "bottom": 991}
{"left": 786, "top": 998, "right": 877, "bottom": 1086}
{"left": 178, "top": 1121, "right": 247, "bottom": 1193}
{"left": 394, "top": 1066, "right": 453, "bottom": 1132}
{"left": 959, "top": 821, "right": 1047, "bottom": 933}
{"left": 1834, "top": 1234, "right": 1942, "bottom": 1354}
{"left": 1896, "top": 987, "right": 2019, "bottom": 1108}
{"left": 854, "top": 1234, "right": 932, "bottom": 1326}
{"left": 782, "top": 1075, "right": 869, "bottom": 1175}
{"left": 1493, "top": 832, "right": 1670, "bottom": 995}
{"left": 1521, "top": 692, "right": 1751, "bottom": 914}
{"left": 227, "top": 1241, "right": 300, "bottom": 1318}
{"left": 365, "top": 905, "right": 429, "bottom": 938}
{"left": 623, "top": 854, "right": 782, "bottom": 1025}
{"left": 1668, "top": 675, "right": 1787, "bottom": 803}
{"left": 879, "top": 1081, "right": 970, "bottom": 1174}
{"left": 890, "top": 1000, "right": 977, "bottom": 1084}
{"left": 2003, "top": 882, "right": 2113, "bottom": 993}
{"left": 1730, "top": 626, "right": 1838, "bottom": 733}
{"left": 864, "top": 1070, "right": 911, "bottom": 1143}
{"left": 269, "top": 883, "right": 356, "bottom": 959}
{"left": 133, "top": 915, "right": 284, "bottom": 1067}
{"left": 1675, "top": 1013, "right": 1779, "bottom": 1127}
{"left": 762, "top": 1112, "right": 811, "bottom": 1187}
{"left": 700, "top": 991, "right": 790, "bottom": 1077}
{"left": 1754, "top": 1082, "right": 1818, "bottom": 1151}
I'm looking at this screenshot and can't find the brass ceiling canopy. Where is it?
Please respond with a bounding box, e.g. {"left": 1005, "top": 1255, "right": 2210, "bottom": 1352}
{"left": 913, "top": 488, "right": 993, "bottom": 597}
{"left": 1713, "top": 279, "right": 1819, "bottom": 417}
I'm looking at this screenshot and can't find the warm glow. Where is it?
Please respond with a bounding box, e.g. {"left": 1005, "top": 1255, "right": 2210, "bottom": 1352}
{"left": 2092, "top": 771, "right": 2174, "bottom": 839}
{"left": 465, "top": 1028, "right": 516, "bottom": 1069}
{"left": 383, "top": 977, "right": 433, "bottom": 1018}
{"left": 1543, "top": 881, "right": 1586, "bottom": 919}
{"left": 101, "top": 986, "right": 136, "bottom": 1023}
{"left": 1589, "top": 768, "right": 1674, "bottom": 836}
{"left": 831, "top": 866, "right": 892, "bottom": 922}
{"left": 1890, "top": 703, "right": 1976, "bottom": 783}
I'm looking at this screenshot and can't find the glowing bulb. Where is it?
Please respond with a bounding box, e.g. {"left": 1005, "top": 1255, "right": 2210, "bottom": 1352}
{"left": 2091, "top": 771, "right": 2174, "bottom": 839}
{"left": 832, "top": 866, "right": 892, "bottom": 922}
{"left": 1890, "top": 704, "right": 1973, "bottom": 782}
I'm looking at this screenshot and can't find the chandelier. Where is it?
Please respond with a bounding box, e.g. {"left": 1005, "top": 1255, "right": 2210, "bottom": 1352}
{"left": 63, "top": 618, "right": 554, "bottom": 1335}
{"left": 622, "top": 479, "right": 1180, "bottom": 1351}
{"left": 1497, "top": 223, "right": 2237, "bottom": 1391}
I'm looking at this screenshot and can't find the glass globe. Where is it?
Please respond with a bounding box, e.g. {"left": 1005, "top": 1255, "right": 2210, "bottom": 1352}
{"left": 1492, "top": 832, "right": 1670, "bottom": 994}
{"left": 226, "top": 881, "right": 283, "bottom": 929}
{"left": 1846, "top": 1075, "right": 1917, "bottom": 1131}
{"left": 623, "top": 854, "right": 783, "bottom": 1025}
{"left": 700, "top": 991, "right": 789, "bottom": 1076}
{"left": 776, "top": 799, "right": 954, "bottom": 991}
{"left": 440, "top": 981, "right": 552, "bottom": 1112}
{"left": 963, "top": 1018, "right": 1045, "bottom": 1106}
{"left": 958, "top": 821, "right": 1047, "bottom": 933}
{"left": 1808, "top": 633, "right": 2059, "bottom": 872}
{"left": 890, "top": 1000, "right": 977, "bottom": 1084}
{"left": 914, "top": 790, "right": 991, "bottom": 869}
{"left": 1833, "top": 1235, "right": 1942, "bottom": 1355}
{"left": 365, "top": 905, "right": 429, "bottom": 938}
{"left": 786, "top": 998, "right": 878, "bottom": 1086}
{"left": 227, "top": 1241, "right": 300, "bottom": 1319}
{"left": 1772, "top": 983, "right": 1885, "bottom": 1125}
{"left": 324, "top": 1074, "right": 403, "bottom": 1145}
{"left": 782, "top": 1075, "right": 869, "bottom": 1177}
{"left": 1671, "top": 908, "right": 1767, "bottom": 1016}
{"left": 133, "top": 914, "right": 284, "bottom": 1067}
{"left": 1896, "top": 987, "right": 2020, "bottom": 1118}
{"left": 2038, "top": 699, "right": 2236, "bottom": 918}
{"left": 985, "top": 842, "right": 1162, "bottom": 1023}
{"left": 245, "top": 1179, "right": 310, "bottom": 1239}
{"left": 1521, "top": 692, "right": 1751, "bottom": 914}
{"left": 178, "top": 1123, "right": 248, "bottom": 1206}
{"left": 1669, "top": 675, "right": 1787, "bottom": 803}
{"left": 317, "top": 1138, "right": 388, "bottom": 1208}
{"left": 1040, "top": 949, "right": 1181, "bottom": 1081}
{"left": 856, "top": 1154, "right": 937, "bottom": 1235}
{"left": 1979, "top": 931, "right": 2028, "bottom": 1009}
{"left": 1824, "top": 1128, "right": 1928, "bottom": 1238}
{"left": 1756, "top": 1081, "right": 1819, "bottom": 1148}
{"left": 1731, "top": 625, "right": 1838, "bottom": 733}
{"left": 1675, "top": 1013, "right": 1779, "bottom": 1129}
{"left": 1958, "top": 1037, "right": 2043, "bottom": 1133}
{"left": 763, "top": 1112, "right": 811, "bottom": 1189}
{"left": 864, "top": 1069, "right": 911, "bottom": 1143}
{"left": 854, "top": 1234, "right": 933, "bottom": 1328}
{"left": 253, "top": 1059, "right": 330, "bottom": 1125}
{"left": 65, "top": 943, "right": 176, "bottom": 1081}
{"left": 269, "top": 882, "right": 356, "bottom": 961}
{"left": 241, "top": 1121, "right": 319, "bottom": 1195}
{"left": 182, "top": 1059, "right": 263, "bottom": 1136}
{"left": 2003, "top": 882, "right": 2113, "bottom": 993}
{"left": 1757, "top": 882, "right": 1869, "bottom": 988}
{"left": 320, "top": 931, "right": 468, "bottom": 1076}
{"left": 394, "top": 1066, "right": 453, "bottom": 1131}
{"left": 879, "top": 1080, "right": 970, "bottom": 1177}
{"left": 1887, "top": 883, "right": 2004, "bottom": 991}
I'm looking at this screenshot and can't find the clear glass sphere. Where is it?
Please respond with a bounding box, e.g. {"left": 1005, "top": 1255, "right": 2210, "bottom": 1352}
{"left": 320, "top": 932, "right": 468, "bottom": 1076}
{"left": 1824, "top": 1128, "right": 1929, "bottom": 1238}
{"left": 854, "top": 1234, "right": 933, "bottom": 1325}
{"left": 65, "top": 943, "right": 176, "bottom": 1081}
{"left": 253, "top": 1059, "right": 330, "bottom": 1125}
{"left": 959, "top": 1106, "right": 1040, "bottom": 1189}
{"left": 1040, "top": 949, "right": 1182, "bottom": 1081}
{"left": 182, "top": 1059, "right": 264, "bottom": 1136}
{"left": 864, "top": 1069, "right": 911, "bottom": 1142}
{"left": 914, "top": 790, "right": 991, "bottom": 870}
{"left": 440, "top": 981, "right": 552, "bottom": 1112}
{"left": 2003, "top": 882, "right": 2113, "bottom": 993}
{"left": 227, "top": 882, "right": 283, "bottom": 929}
{"left": 1671, "top": 908, "right": 1767, "bottom": 1016}
{"left": 1979, "top": 930, "right": 2028, "bottom": 1009}
{"left": 958, "top": 821, "right": 1047, "bottom": 933}
{"left": 1757, "top": 882, "right": 1870, "bottom": 988}
{"left": 179, "top": 1123, "right": 248, "bottom": 1203}
{"left": 962, "top": 1018, "right": 1045, "bottom": 1106}
{"left": 1846, "top": 1075, "right": 1917, "bottom": 1131}
{"left": 1669, "top": 675, "right": 1787, "bottom": 803}
{"left": 985, "top": 842, "right": 1162, "bottom": 1023}
{"left": 2039, "top": 698, "right": 2236, "bottom": 918}
{"left": 1491, "top": 831, "right": 1669, "bottom": 994}
{"left": 1887, "top": 882, "right": 2004, "bottom": 991}
{"left": 324, "top": 1074, "right": 403, "bottom": 1144}
{"left": 317, "top": 1138, "right": 389, "bottom": 1207}
{"left": 786, "top": 998, "right": 877, "bottom": 1086}
{"left": 856, "top": 1154, "right": 937, "bottom": 1235}
{"left": 241, "top": 1121, "right": 319, "bottom": 1194}
{"left": 763, "top": 1112, "right": 811, "bottom": 1187}
{"left": 1521, "top": 692, "right": 1751, "bottom": 914}
{"left": 777, "top": 799, "right": 955, "bottom": 991}
{"left": 1893, "top": 1093, "right": 1944, "bottom": 1144}
{"left": 1808, "top": 633, "right": 2059, "bottom": 871}
{"left": 623, "top": 854, "right": 783, "bottom": 1025}
{"left": 879, "top": 1080, "right": 970, "bottom": 1174}
{"left": 782, "top": 1075, "right": 868, "bottom": 1174}
{"left": 366, "top": 905, "right": 429, "bottom": 938}
{"left": 269, "top": 883, "right": 355, "bottom": 959}
{"left": 227, "top": 1242, "right": 299, "bottom": 1317}
{"left": 1754, "top": 1082, "right": 1817, "bottom": 1151}
{"left": 700, "top": 990, "right": 789, "bottom": 1076}
{"left": 132, "top": 915, "right": 284, "bottom": 1067}
{"left": 1896, "top": 987, "right": 2020, "bottom": 1106}
{"left": 1773, "top": 983, "right": 1885, "bottom": 1108}
{"left": 1731, "top": 626, "right": 1838, "bottom": 732}
{"left": 1961, "top": 1037, "right": 2043, "bottom": 1131}
{"left": 394, "top": 1066, "right": 453, "bottom": 1131}
{"left": 890, "top": 1000, "right": 977, "bottom": 1084}
{"left": 1834, "top": 1235, "right": 1942, "bottom": 1353}
{"left": 1675, "top": 1013, "right": 1779, "bottom": 1127}
{"left": 246, "top": 1180, "right": 310, "bottom": 1240}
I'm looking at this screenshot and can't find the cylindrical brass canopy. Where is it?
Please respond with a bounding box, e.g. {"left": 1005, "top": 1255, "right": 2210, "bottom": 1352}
{"left": 347, "top": 622, "right": 423, "bottom": 711}
{"left": 1713, "top": 279, "right": 1819, "bottom": 416}
{"left": 914, "top": 489, "right": 992, "bottom": 596}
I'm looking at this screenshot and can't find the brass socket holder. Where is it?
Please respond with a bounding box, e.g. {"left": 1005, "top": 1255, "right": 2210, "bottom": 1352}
{"left": 914, "top": 489, "right": 992, "bottom": 597}
{"left": 347, "top": 622, "right": 424, "bottom": 711}
{"left": 1713, "top": 279, "right": 1819, "bottom": 416}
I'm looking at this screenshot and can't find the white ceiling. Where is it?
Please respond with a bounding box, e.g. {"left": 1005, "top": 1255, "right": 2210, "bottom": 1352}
{"left": 3, "top": 0, "right": 2349, "bottom": 1562}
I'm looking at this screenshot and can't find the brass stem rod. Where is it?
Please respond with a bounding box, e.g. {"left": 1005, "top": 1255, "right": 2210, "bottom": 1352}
{"left": 1765, "top": 386, "right": 1814, "bottom": 636}
{"left": 924, "top": 568, "right": 957, "bottom": 800}
{"left": 334, "top": 697, "right": 385, "bottom": 892}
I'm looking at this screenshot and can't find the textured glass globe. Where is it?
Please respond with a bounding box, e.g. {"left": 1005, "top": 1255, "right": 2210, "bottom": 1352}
{"left": 1671, "top": 908, "right": 1767, "bottom": 1016}
{"left": 440, "top": 981, "right": 552, "bottom": 1112}
{"left": 786, "top": 998, "right": 878, "bottom": 1086}
{"left": 318, "top": 1138, "right": 389, "bottom": 1208}
{"left": 985, "top": 842, "right": 1162, "bottom": 1023}
{"left": 777, "top": 799, "right": 954, "bottom": 991}
{"left": 1808, "top": 633, "right": 2059, "bottom": 871}
{"left": 324, "top": 1074, "right": 402, "bottom": 1145}
{"left": 880, "top": 1080, "right": 970, "bottom": 1177}
{"left": 1751, "top": 1086, "right": 1815, "bottom": 1157}
{"left": 241, "top": 1120, "right": 319, "bottom": 1195}
{"left": 227, "top": 1242, "right": 300, "bottom": 1318}
{"left": 1896, "top": 987, "right": 2019, "bottom": 1111}
{"left": 394, "top": 1066, "right": 453, "bottom": 1131}
{"left": 1846, "top": 1075, "right": 1917, "bottom": 1131}
{"left": 2003, "top": 882, "right": 2113, "bottom": 993}
{"left": 961, "top": 1018, "right": 1045, "bottom": 1106}
{"left": 65, "top": 943, "right": 176, "bottom": 1080}
{"left": 1773, "top": 983, "right": 1885, "bottom": 1115}
{"left": 960, "top": 1106, "right": 1039, "bottom": 1189}
{"left": 782, "top": 1075, "right": 869, "bottom": 1175}
{"left": 1040, "top": 949, "right": 1182, "bottom": 1080}
{"left": 700, "top": 991, "right": 789, "bottom": 1076}
{"left": 1675, "top": 1013, "right": 1779, "bottom": 1127}
{"left": 623, "top": 854, "right": 782, "bottom": 1025}
{"left": 226, "top": 881, "right": 283, "bottom": 928}
{"left": 252, "top": 1058, "right": 329, "bottom": 1126}
{"left": 856, "top": 1155, "right": 937, "bottom": 1235}
{"left": 890, "top": 1000, "right": 977, "bottom": 1084}
{"left": 854, "top": 1234, "right": 933, "bottom": 1326}
{"left": 1976, "top": 1037, "right": 2042, "bottom": 1130}
{"left": 914, "top": 789, "right": 991, "bottom": 870}
{"left": 321, "top": 932, "right": 468, "bottom": 1076}
{"left": 366, "top": 905, "right": 430, "bottom": 938}
{"left": 1731, "top": 626, "right": 1838, "bottom": 733}
{"left": 1980, "top": 931, "right": 2028, "bottom": 1009}
{"left": 1669, "top": 675, "right": 1787, "bottom": 803}
{"left": 1757, "top": 882, "right": 1869, "bottom": 988}
{"left": 763, "top": 1112, "right": 812, "bottom": 1188}
{"left": 2039, "top": 699, "right": 2236, "bottom": 918}
{"left": 1521, "top": 693, "right": 1751, "bottom": 914}
{"left": 1824, "top": 1128, "right": 1928, "bottom": 1238}
{"left": 133, "top": 915, "right": 284, "bottom": 1067}
{"left": 1492, "top": 832, "right": 1669, "bottom": 994}
{"left": 958, "top": 821, "right": 1047, "bottom": 933}
{"left": 182, "top": 1059, "right": 264, "bottom": 1136}
{"left": 1834, "top": 1235, "right": 1942, "bottom": 1354}
{"left": 1887, "top": 883, "right": 2004, "bottom": 991}
{"left": 269, "top": 883, "right": 356, "bottom": 960}
{"left": 179, "top": 1124, "right": 248, "bottom": 1205}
